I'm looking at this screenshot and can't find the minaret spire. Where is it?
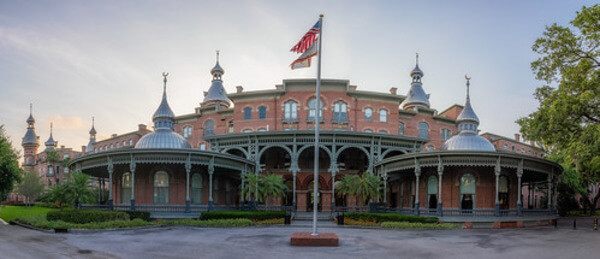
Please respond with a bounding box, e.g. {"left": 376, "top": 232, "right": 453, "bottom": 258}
{"left": 465, "top": 74, "right": 471, "bottom": 103}
{"left": 416, "top": 52, "right": 419, "bottom": 66}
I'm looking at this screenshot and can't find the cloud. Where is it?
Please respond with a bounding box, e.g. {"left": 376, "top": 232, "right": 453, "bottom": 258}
{"left": 44, "top": 116, "right": 84, "bottom": 130}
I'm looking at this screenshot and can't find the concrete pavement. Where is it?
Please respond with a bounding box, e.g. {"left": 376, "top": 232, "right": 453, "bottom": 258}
{"left": 1, "top": 218, "right": 599, "bottom": 259}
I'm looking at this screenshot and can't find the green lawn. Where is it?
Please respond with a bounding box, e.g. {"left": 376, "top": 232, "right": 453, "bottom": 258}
{"left": 0, "top": 205, "right": 57, "bottom": 222}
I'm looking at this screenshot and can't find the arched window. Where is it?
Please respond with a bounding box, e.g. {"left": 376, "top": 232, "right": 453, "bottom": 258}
{"left": 427, "top": 175, "right": 438, "bottom": 209}
{"left": 460, "top": 174, "right": 476, "bottom": 210}
{"left": 364, "top": 108, "right": 373, "bottom": 121}
{"left": 379, "top": 130, "right": 388, "bottom": 134}
{"left": 379, "top": 109, "right": 387, "bottom": 122}
{"left": 191, "top": 173, "right": 203, "bottom": 204}
{"left": 204, "top": 120, "right": 214, "bottom": 136}
{"left": 122, "top": 140, "right": 126, "bottom": 147}
{"left": 129, "top": 139, "right": 133, "bottom": 146}
{"left": 333, "top": 101, "right": 347, "bottom": 122}
{"left": 183, "top": 126, "right": 193, "bottom": 138}
{"left": 242, "top": 129, "right": 252, "bottom": 133}
{"left": 426, "top": 145, "right": 434, "bottom": 151}
{"left": 121, "top": 173, "right": 131, "bottom": 204}
{"left": 499, "top": 175, "right": 509, "bottom": 209}
{"left": 199, "top": 143, "right": 207, "bottom": 150}
{"left": 418, "top": 122, "right": 429, "bottom": 139}
{"left": 154, "top": 171, "right": 169, "bottom": 204}
{"left": 243, "top": 107, "right": 252, "bottom": 120}
{"left": 308, "top": 98, "right": 323, "bottom": 121}
{"left": 284, "top": 101, "right": 298, "bottom": 121}
{"left": 258, "top": 106, "right": 267, "bottom": 119}
{"left": 364, "top": 129, "right": 373, "bottom": 133}
{"left": 441, "top": 129, "right": 451, "bottom": 141}
{"left": 398, "top": 122, "right": 405, "bottom": 135}
{"left": 228, "top": 121, "right": 234, "bottom": 133}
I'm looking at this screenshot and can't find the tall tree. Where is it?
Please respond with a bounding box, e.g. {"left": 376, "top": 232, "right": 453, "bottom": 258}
{"left": 0, "top": 125, "right": 23, "bottom": 200}
{"left": 518, "top": 4, "right": 600, "bottom": 213}
{"left": 16, "top": 170, "right": 44, "bottom": 206}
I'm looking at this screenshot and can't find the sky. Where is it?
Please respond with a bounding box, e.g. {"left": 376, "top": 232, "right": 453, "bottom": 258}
{"left": 0, "top": 0, "right": 596, "bottom": 155}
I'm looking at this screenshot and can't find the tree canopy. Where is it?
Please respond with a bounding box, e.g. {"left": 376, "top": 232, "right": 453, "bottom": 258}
{"left": 518, "top": 4, "right": 600, "bottom": 213}
{"left": 0, "top": 125, "right": 24, "bottom": 201}
{"left": 16, "top": 170, "right": 44, "bottom": 205}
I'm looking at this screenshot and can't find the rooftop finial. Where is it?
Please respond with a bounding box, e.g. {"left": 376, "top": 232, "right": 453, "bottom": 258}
{"left": 465, "top": 74, "right": 471, "bottom": 100}
{"left": 92, "top": 116, "right": 95, "bottom": 127}
{"left": 216, "top": 50, "right": 220, "bottom": 63}
{"left": 162, "top": 72, "right": 169, "bottom": 93}
{"left": 29, "top": 103, "right": 32, "bottom": 115}
{"left": 416, "top": 52, "right": 419, "bottom": 65}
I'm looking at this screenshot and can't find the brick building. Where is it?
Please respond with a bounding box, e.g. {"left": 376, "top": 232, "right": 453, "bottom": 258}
{"left": 28, "top": 55, "right": 561, "bottom": 225}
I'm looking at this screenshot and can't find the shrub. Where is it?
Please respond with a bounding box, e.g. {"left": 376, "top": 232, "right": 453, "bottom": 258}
{"left": 14, "top": 215, "right": 153, "bottom": 230}
{"left": 163, "top": 218, "right": 253, "bottom": 227}
{"left": 47, "top": 209, "right": 129, "bottom": 224}
{"left": 1, "top": 201, "right": 25, "bottom": 206}
{"left": 124, "top": 211, "right": 151, "bottom": 221}
{"left": 344, "top": 213, "right": 438, "bottom": 224}
{"left": 381, "top": 221, "right": 460, "bottom": 229}
{"left": 200, "top": 211, "right": 285, "bottom": 221}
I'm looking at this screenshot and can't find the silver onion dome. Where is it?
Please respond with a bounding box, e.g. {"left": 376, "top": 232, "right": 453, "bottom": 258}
{"left": 440, "top": 75, "right": 495, "bottom": 152}
{"left": 44, "top": 123, "right": 57, "bottom": 151}
{"left": 401, "top": 53, "right": 430, "bottom": 110}
{"left": 203, "top": 51, "right": 231, "bottom": 107}
{"left": 85, "top": 117, "right": 96, "bottom": 153}
{"left": 22, "top": 104, "right": 39, "bottom": 146}
{"left": 136, "top": 72, "right": 191, "bottom": 149}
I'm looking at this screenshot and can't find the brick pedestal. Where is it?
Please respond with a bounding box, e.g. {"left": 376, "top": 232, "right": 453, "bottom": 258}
{"left": 290, "top": 232, "right": 339, "bottom": 247}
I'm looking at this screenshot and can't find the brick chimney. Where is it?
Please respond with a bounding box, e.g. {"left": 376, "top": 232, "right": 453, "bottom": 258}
{"left": 236, "top": 85, "right": 244, "bottom": 93}
{"left": 389, "top": 87, "right": 398, "bottom": 95}
{"left": 514, "top": 133, "right": 520, "bottom": 142}
{"left": 60, "top": 145, "right": 65, "bottom": 149}
{"left": 81, "top": 146, "right": 86, "bottom": 153}
{"left": 349, "top": 85, "right": 357, "bottom": 91}
{"left": 138, "top": 124, "right": 147, "bottom": 131}
{"left": 111, "top": 134, "right": 118, "bottom": 138}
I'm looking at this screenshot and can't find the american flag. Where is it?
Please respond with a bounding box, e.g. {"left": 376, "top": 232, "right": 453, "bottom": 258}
{"left": 290, "top": 20, "right": 321, "bottom": 53}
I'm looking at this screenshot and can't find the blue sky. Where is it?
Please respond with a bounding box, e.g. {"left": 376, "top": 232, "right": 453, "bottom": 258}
{"left": 0, "top": 0, "right": 595, "bottom": 154}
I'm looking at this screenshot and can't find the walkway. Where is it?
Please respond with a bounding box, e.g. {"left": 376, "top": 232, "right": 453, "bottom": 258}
{"left": 1, "top": 218, "right": 599, "bottom": 258}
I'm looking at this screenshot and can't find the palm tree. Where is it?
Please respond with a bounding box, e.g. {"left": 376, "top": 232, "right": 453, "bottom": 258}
{"left": 258, "top": 174, "right": 287, "bottom": 204}
{"left": 45, "top": 150, "right": 60, "bottom": 185}
{"left": 240, "top": 173, "right": 287, "bottom": 204}
{"left": 335, "top": 172, "right": 382, "bottom": 206}
{"left": 67, "top": 172, "right": 95, "bottom": 208}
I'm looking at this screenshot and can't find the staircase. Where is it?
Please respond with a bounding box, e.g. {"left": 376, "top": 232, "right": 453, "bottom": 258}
{"left": 291, "top": 212, "right": 336, "bottom": 227}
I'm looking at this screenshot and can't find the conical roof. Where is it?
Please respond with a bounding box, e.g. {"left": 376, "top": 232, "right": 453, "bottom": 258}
{"left": 401, "top": 55, "right": 430, "bottom": 109}
{"left": 136, "top": 73, "right": 191, "bottom": 150}
{"left": 440, "top": 76, "right": 494, "bottom": 152}
{"left": 203, "top": 52, "right": 231, "bottom": 106}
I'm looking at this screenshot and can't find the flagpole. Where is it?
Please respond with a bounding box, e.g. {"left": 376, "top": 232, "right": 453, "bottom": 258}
{"left": 312, "top": 14, "right": 323, "bottom": 236}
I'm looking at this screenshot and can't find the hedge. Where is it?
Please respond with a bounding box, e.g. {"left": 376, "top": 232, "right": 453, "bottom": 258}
{"left": 380, "top": 221, "right": 459, "bottom": 229}
{"left": 14, "top": 215, "right": 152, "bottom": 230}
{"left": 47, "top": 209, "right": 129, "bottom": 224}
{"left": 124, "top": 211, "right": 151, "bottom": 221}
{"left": 200, "top": 211, "right": 285, "bottom": 221}
{"left": 162, "top": 218, "right": 253, "bottom": 227}
{"left": 343, "top": 213, "right": 438, "bottom": 224}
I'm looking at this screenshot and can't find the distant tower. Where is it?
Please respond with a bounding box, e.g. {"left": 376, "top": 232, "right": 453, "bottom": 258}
{"left": 44, "top": 122, "right": 58, "bottom": 151}
{"left": 21, "top": 104, "right": 40, "bottom": 169}
{"left": 201, "top": 51, "right": 231, "bottom": 110}
{"left": 401, "top": 53, "right": 431, "bottom": 110}
{"left": 85, "top": 117, "right": 97, "bottom": 154}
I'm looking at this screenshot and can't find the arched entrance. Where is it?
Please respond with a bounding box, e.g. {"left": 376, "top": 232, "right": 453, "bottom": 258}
{"left": 259, "top": 146, "right": 291, "bottom": 172}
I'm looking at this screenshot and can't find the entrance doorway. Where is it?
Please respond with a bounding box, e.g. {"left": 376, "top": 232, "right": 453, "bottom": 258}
{"left": 307, "top": 180, "right": 322, "bottom": 212}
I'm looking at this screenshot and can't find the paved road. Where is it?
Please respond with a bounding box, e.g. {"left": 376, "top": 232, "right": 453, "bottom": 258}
{"left": 1, "top": 218, "right": 600, "bottom": 259}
